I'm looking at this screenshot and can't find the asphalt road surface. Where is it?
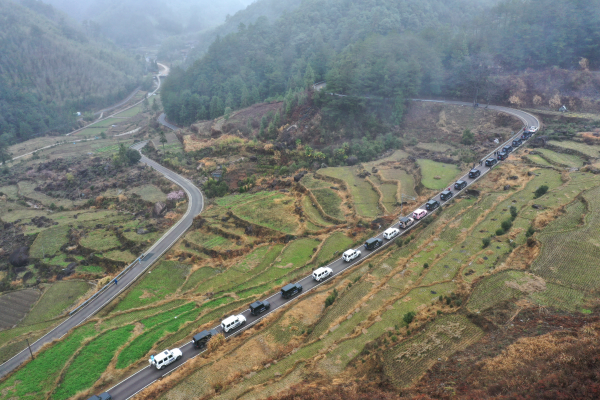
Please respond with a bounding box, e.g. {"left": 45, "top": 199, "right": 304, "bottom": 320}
{"left": 0, "top": 142, "right": 203, "bottom": 379}
{"left": 158, "top": 113, "right": 180, "bottom": 131}
{"left": 105, "top": 102, "right": 540, "bottom": 400}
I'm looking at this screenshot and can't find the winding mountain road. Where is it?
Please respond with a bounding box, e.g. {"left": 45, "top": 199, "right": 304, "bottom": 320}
{"left": 103, "top": 101, "right": 540, "bottom": 400}
{"left": 0, "top": 67, "right": 205, "bottom": 378}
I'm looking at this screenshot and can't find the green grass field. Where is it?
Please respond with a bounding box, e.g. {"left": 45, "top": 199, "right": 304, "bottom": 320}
{"left": 233, "top": 193, "right": 300, "bottom": 234}
{"left": 536, "top": 148, "right": 584, "bottom": 168}
{"left": 302, "top": 196, "right": 333, "bottom": 227}
{"left": 113, "top": 261, "right": 190, "bottom": 311}
{"left": 52, "top": 326, "right": 134, "bottom": 400}
{"left": 21, "top": 281, "right": 90, "bottom": 325}
{"left": 417, "top": 159, "right": 461, "bottom": 190}
{"left": 320, "top": 167, "right": 381, "bottom": 218}
{"left": 526, "top": 154, "right": 553, "bottom": 166}
{"left": 114, "top": 105, "right": 143, "bottom": 118}
{"left": 548, "top": 140, "right": 600, "bottom": 158}
{"left": 80, "top": 229, "right": 122, "bottom": 252}
{"left": 416, "top": 142, "right": 454, "bottom": 152}
{"left": 380, "top": 168, "right": 417, "bottom": 198}
{"left": 30, "top": 225, "right": 70, "bottom": 259}
{"left": 0, "top": 324, "right": 97, "bottom": 400}
{"left": 370, "top": 175, "right": 398, "bottom": 213}
{"left": 311, "top": 188, "right": 344, "bottom": 220}
{"left": 130, "top": 184, "right": 167, "bottom": 203}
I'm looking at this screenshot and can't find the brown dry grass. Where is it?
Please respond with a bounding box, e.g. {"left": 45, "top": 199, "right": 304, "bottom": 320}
{"left": 482, "top": 322, "right": 600, "bottom": 380}
{"left": 281, "top": 292, "right": 328, "bottom": 326}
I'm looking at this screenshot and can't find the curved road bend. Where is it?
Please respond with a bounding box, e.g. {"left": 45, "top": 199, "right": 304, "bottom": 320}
{"left": 106, "top": 103, "right": 539, "bottom": 400}
{"left": 0, "top": 142, "right": 204, "bottom": 379}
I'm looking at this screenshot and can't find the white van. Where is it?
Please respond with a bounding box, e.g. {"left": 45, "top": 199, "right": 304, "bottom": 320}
{"left": 383, "top": 227, "right": 400, "bottom": 240}
{"left": 412, "top": 208, "right": 428, "bottom": 220}
{"left": 149, "top": 348, "right": 182, "bottom": 370}
{"left": 342, "top": 249, "right": 361, "bottom": 262}
{"left": 313, "top": 267, "right": 332, "bottom": 281}
{"left": 221, "top": 314, "right": 246, "bottom": 333}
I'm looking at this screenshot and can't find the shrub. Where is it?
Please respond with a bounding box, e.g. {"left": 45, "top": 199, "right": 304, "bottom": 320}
{"left": 461, "top": 129, "right": 475, "bottom": 145}
{"left": 501, "top": 219, "right": 513, "bottom": 231}
{"left": 510, "top": 206, "right": 518, "bottom": 220}
{"left": 496, "top": 228, "right": 505, "bottom": 236}
{"left": 403, "top": 311, "right": 416, "bottom": 325}
{"left": 534, "top": 185, "right": 549, "bottom": 198}
{"left": 482, "top": 237, "right": 491, "bottom": 248}
{"left": 526, "top": 226, "right": 536, "bottom": 237}
{"left": 324, "top": 288, "right": 338, "bottom": 308}
{"left": 423, "top": 263, "right": 429, "bottom": 269}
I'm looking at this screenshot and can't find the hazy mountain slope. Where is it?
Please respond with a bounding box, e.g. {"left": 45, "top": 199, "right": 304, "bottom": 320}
{"left": 43, "top": 0, "right": 255, "bottom": 45}
{"left": 184, "top": 0, "right": 304, "bottom": 65}
{"left": 0, "top": 0, "right": 144, "bottom": 144}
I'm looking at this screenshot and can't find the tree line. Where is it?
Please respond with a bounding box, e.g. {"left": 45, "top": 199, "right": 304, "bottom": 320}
{"left": 162, "top": 0, "right": 600, "bottom": 131}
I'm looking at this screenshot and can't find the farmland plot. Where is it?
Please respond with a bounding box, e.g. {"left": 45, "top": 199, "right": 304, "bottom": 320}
{"left": 531, "top": 185, "right": 600, "bottom": 292}
{"left": 320, "top": 166, "right": 381, "bottom": 218}
{"left": 383, "top": 315, "right": 484, "bottom": 388}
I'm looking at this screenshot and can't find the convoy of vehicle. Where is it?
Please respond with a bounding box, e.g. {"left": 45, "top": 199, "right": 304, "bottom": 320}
{"left": 91, "top": 123, "right": 538, "bottom": 398}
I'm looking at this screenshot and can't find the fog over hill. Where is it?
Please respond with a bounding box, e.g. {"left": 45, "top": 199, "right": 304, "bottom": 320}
{"left": 43, "top": 0, "right": 255, "bottom": 45}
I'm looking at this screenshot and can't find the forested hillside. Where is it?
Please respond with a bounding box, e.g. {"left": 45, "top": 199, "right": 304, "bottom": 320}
{"left": 0, "top": 0, "right": 144, "bottom": 145}
{"left": 184, "top": 0, "right": 304, "bottom": 64}
{"left": 162, "top": 0, "right": 600, "bottom": 129}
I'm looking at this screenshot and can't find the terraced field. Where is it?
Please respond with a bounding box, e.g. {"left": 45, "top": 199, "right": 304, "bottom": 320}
{"left": 416, "top": 159, "right": 461, "bottom": 190}
{"left": 383, "top": 315, "right": 484, "bottom": 388}
{"left": 536, "top": 148, "right": 584, "bottom": 168}
{"left": 320, "top": 166, "right": 381, "bottom": 218}
{"left": 548, "top": 140, "right": 600, "bottom": 158}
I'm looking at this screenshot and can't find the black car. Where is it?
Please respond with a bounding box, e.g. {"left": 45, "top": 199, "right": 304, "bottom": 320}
{"left": 281, "top": 283, "right": 303, "bottom": 299}
{"left": 440, "top": 190, "right": 453, "bottom": 201}
{"left": 425, "top": 199, "right": 440, "bottom": 211}
{"left": 192, "top": 329, "right": 218, "bottom": 349}
{"left": 502, "top": 145, "right": 513, "bottom": 154}
{"left": 512, "top": 138, "right": 522, "bottom": 147}
{"left": 87, "top": 394, "right": 112, "bottom": 400}
{"left": 364, "top": 237, "right": 383, "bottom": 251}
{"left": 249, "top": 300, "right": 271, "bottom": 316}
{"left": 468, "top": 169, "right": 481, "bottom": 179}
{"left": 497, "top": 152, "right": 508, "bottom": 161}
{"left": 485, "top": 158, "right": 497, "bottom": 167}
{"left": 454, "top": 180, "right": 467, "bottom": 190}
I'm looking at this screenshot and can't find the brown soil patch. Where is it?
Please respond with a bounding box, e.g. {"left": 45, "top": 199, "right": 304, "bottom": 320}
{"left": 139, "top": 290, "right": 154, "bottom": 299}
{"left": 504, "top": 273, "right": 546, "bottom": 294}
